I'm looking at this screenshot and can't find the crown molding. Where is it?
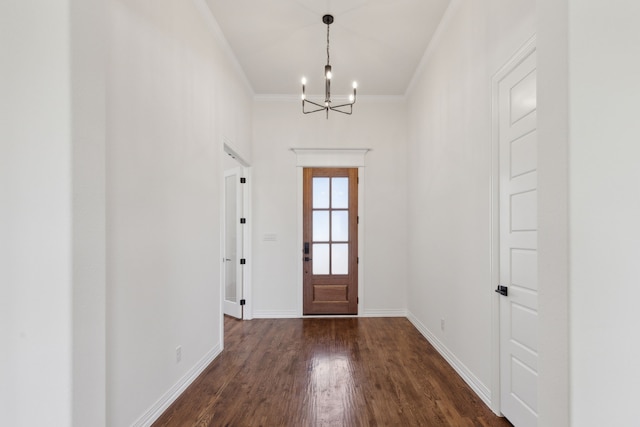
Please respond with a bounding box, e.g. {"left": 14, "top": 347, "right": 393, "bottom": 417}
{"left": 254, "top": 94, "right": 406, "bottom": 103}
{"left": 192, "top": 0, "right": 254, "bottom": 95}
{"left": 405, "top": 0, "right": 463, "bottom": 97}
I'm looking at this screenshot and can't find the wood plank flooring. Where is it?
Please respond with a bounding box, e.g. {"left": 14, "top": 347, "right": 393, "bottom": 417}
{"left": 153, "top": 317, "right": 512, "bottom": 427}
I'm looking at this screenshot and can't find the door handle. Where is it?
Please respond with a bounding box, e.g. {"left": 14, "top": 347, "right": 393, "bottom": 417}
{"left": 495, "top": 285, "right": 508, "bottom": 296}
{"left": 304, "top": 257, "right": 312, "bottom": 262}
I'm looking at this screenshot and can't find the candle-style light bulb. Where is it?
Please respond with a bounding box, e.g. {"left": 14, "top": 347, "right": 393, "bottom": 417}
{"left": 352, "top": 81, "right": 358, "bottom": 89}
{"left": 301, "top": 77, "right": 306, "bottom": 101}
{"left": 325, "top": 65, "right": 332, "bottom": 80}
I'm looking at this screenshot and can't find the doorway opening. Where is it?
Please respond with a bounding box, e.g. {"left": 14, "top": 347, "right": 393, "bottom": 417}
{"left": 222, "top": 143, "right": 251, "bottom": 321}
{"left": 292, "top": 148, "right": 369, "bottom": 317}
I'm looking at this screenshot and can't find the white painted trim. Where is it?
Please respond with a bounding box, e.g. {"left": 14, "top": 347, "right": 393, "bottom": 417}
{"left": 224, "top": 139, "right": 250, "bottom": 167}
{"left": 406, "top": 311, "right": 492, "bottom": 408}
{"left": 132, "top": 344, "right": 222, "bottom": 427}
{"left": 242, "top": 168, "right": 253, "bottom": 320}
{"left": 360, "top": 309, "right": 408, "bottom": 318}
{"left": 490, "top": 34, "right": 537, "bottom": 416}
{"left": 357, "top": 167, "right": 365, "bottom": 316}
{"left": 191, "top": 0, "right": 254, "bottom": 95}
{"left": 253, "top": 311, "right": 404, "bottom": 319}
{"left": 292, "top": 150, "right": 368, "bottom": 317}
{"left": 405, "top": 0, "right": 463, "bottom": 97}
{"left": 291, "top": 148, "right": 370, "bottom": 168}
{"left": 296, "top": 167, "right": 304, "bottom": 317}
{"left": 253, "top": 310, "right": 299, "bottom": 319}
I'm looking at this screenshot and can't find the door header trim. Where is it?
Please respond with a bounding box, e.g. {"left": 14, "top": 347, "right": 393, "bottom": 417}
{"left": 291, "top": 148, "right": 370, "bottom": 167}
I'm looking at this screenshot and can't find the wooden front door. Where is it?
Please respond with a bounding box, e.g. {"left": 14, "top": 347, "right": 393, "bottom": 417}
{"left": 303, "top": 168, "right": 358, "bottom": 315}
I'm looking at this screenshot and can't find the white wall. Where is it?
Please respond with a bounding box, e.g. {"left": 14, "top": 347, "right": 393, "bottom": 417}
{"left": 0, "top": 2, "right": 73, "bottom": 425}
{"left": 567, "top": 1, "right": 640, "bottom": 425}
{"left": 71, "top": 0, "right": 107, "bottom": 425}
{"left": 0, "top": 1, "right": 106, "bottom": 426}
{"left": 106, "top": 0, "right": 252, "bottom": 425}
{"left": 405, "top": 0, "right": 535, "bottom": 408}
{"left": 537, "top": 0, "right": 570, "bottom": 425}
{"left": 251, "top": 99, "right": 408, "bottom": 317}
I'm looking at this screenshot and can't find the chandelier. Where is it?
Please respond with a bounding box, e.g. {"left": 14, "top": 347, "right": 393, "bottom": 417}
{"left": 301, "top": 14, "right": 357, "bottom": 118}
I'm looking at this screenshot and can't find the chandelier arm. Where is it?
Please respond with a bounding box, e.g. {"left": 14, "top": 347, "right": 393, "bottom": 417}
{"left": 303, "top": 99, "right": 326, "bottom": 109}
{"left": 303, "top": 107, "right": 327, "bottom": 115}
{"left": 328, "top": 105, "right": 353, "bottom": 115}
{"left": 330, "top": 100, "right": 356, "bottom": 109}
{"left": 302, "top": 99, "right": 327, "bottom": 114}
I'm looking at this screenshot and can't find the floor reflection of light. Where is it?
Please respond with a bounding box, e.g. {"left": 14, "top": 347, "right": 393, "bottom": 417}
{"left": 309, "top": 352, "right": 355, "bottom": 424}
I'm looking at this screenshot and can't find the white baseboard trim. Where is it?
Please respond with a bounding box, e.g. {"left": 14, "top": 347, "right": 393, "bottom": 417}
{"left": 406, "top": 311, "right": 493, "bottom": 408}
{"left": 132, "top": 343, "right": 223, "bottom": 427}
{"left": 252, "top": 310, "right": 299, "bottom": 318}
{"left": 361, "top": 309, "right": 408, "bottom": 317}
{"left": 253, "top": 309, "right": 408, "bottom": 319}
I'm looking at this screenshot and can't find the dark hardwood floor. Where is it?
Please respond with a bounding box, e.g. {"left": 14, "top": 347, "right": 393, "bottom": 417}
{"left": 153, "top": 316, "right": 512, "bottom": 427}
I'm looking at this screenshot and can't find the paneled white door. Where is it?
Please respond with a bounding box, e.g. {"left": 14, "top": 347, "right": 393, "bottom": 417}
{"left": 498, "top": 48, "right": 538, "bottom": 426}
{"left": 223, "top": 167, "right": 244, "bottom": 319}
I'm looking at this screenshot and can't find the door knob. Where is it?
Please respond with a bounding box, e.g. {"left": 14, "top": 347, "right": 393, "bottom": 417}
{"left": 495, "top": 285, "right": 508, "bottom": 296}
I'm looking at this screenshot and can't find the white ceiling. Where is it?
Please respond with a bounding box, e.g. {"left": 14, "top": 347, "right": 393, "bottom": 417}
{"left": 204, "top": 0, "right": 451, "bottom": 97}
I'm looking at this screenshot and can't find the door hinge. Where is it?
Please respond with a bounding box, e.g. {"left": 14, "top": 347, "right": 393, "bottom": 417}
{"left": 240, "top": 258, "right": 246, "bottom": 265}
{"left": 240, "top": 299, "right": 246, "bottom": 306}
{"left": 357, "top": 257, "right": 359, "bottom": 264}
{"left": 240, "top": 217, "right": 246, "bottom": 224}
{"left": 357, "top": 297, "right": 359, "bottom": 304}
{"left": 240, "top": 177, "right": 246, "bottom": 184}
{"left": 357, "top": 216, "right": 359, "bottom": 224}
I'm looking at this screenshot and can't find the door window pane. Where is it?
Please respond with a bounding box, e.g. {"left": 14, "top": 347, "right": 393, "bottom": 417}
{"left": 331, "top": 211, "right": 349, "bottom": 241}
{"left": 332, "top": 244, "right": 349, "bottom": 275}
{"left": 313, "top": 244, "right": 330, "bottom": 275}
{"left": 313, "top": 178, "right": 330, "bottom": 209}
{"left": 331, "top": 177, "right": 348, "bottom": 208}
{"left": 313, "top": 211, "right": 329, "bottom": 241}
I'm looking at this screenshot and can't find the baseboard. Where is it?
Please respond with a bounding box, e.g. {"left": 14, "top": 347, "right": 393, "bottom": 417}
{"left": 361, "top": 309, "right": 407, "bottom": 317}
{"left": 406, "top": 311, "right": 493, "bottom": 408}
{"left": 252, "top": 309, "right": 299, "bottom": 318}
{"left": 132, "top": 343, "right": 223, "bottom": 427}
{"left": 253, "top": 309, "right": 408, "bottom": 318}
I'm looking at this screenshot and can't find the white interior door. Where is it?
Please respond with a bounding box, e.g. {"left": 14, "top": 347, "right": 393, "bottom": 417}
{"left": 223, "top": 167, "right": 244, "bottom": 319}
{"left": 498, "top": 48, "right": 538, "bottom": 426}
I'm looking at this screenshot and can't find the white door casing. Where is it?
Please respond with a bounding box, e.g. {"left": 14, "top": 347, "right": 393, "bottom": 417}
{"left": 497, "top": 43, "right": 538, "bottom": 426}
{"left": 291, "top": 148, "right": 368, "bottom": 317}
{"left": 223, "top": 167, "right": 244, "bottom": 319}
